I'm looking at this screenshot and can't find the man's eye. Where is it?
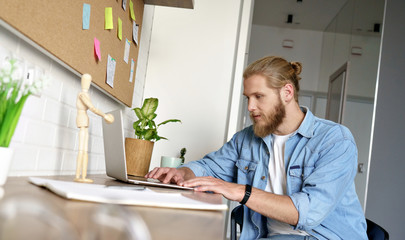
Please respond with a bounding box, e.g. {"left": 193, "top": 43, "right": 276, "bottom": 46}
{"left": 256, "top": 95, "right": 262, "bottom": 99}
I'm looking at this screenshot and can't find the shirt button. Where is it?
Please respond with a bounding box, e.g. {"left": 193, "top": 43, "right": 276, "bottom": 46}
{"left": 261, "top": 176, "right": 265, "bottom": 180}
{"left": 244, "top": 166, "right": 248, "bottom": 170}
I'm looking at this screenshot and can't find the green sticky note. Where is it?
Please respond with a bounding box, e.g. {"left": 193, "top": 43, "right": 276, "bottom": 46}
{"left": 129, "top": 0, "right": 135, "bottom": 21}
{"left": 105, "top": 7, "right": 113, "bottom": 29}
{"left": 118, "top": 18, "right": 122, "bottom": 40}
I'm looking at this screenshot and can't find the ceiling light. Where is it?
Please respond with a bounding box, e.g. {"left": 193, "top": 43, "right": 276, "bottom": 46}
{"left": 374, "top": 23, "right": 380, "bottom": 33}
{"left": 287, "top": 14, "right": 293, "bottom": 24}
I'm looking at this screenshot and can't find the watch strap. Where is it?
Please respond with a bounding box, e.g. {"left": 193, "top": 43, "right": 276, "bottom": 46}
{"left": 239, "top": 184, "right": 252, "bottom": 205}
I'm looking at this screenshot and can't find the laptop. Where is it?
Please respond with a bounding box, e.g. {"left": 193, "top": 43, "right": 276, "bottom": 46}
{"left": 102, "top": 109, "right": 193, "bottom": 190}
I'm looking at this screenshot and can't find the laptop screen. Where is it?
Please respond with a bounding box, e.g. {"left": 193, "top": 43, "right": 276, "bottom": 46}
{"left": 102, "top": 109, "right": 129, "bottom": 182}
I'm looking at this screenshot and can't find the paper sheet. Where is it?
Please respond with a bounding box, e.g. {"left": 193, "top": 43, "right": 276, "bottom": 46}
{"left": 129, "top": 58, "right": 135, "bottom": 82}
{"left": 106, "top": 54, "right": 116, "bottom": 87}
{"left": 124, "top": 38, "right": 131, "bottom": 63}
{"left": 132, "top": 21, "right": 139, "bottom": 45}
{"left": 29, "top": 177, "right": 227, "bottom": 210}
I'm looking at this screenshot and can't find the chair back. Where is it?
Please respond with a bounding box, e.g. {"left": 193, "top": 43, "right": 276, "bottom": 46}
{"left": 230, "top": 206, "right": 389, "bottom": 240}
{"left": 366, "top": 219, "right": 389, "bottom": 240}
{"left": 230, "top": 205, "right": 243, "bottom": 240}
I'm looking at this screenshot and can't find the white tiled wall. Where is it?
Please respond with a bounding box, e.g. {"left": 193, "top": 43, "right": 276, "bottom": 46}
{"left": 1, "top": 5, "right": 155, "bottom": 177}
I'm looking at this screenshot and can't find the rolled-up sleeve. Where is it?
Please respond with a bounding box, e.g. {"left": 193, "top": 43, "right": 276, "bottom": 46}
{"left": 180, "top": 129, "right": 248, "bottom": 182}
{"left": 290, "top": 129, "right": 358, "bottom": 231}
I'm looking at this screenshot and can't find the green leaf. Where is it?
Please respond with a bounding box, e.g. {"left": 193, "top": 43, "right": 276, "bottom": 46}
{"left": 141, "top": 98, "right": 158, "bottom": 116}
{"left": 140, "top": 119, "right": 148, "bottom": 129}
{"left": 157, "top": 136, "right": 168, "bottom": 141}
{"left": 133, "top": 108, "right": 144, "bottom": 120}
{"left": 133, "top": 119, "right": 141, "bottom": 128}
{"left": 144, "top": 129, "right": 156, "bottom": 141}
{"left": 157, "top": 119, "right": 181, "bottom": 127}
{"left": 131, "top": 97, "right": 181, "bottom": 142}
{"left": 146, "top": 113, "right": 157, "bottom": 121}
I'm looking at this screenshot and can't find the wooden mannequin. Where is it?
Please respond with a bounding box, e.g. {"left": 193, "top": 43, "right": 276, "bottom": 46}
{"left": 75, "top": 74, "right": 114, "bottom": 183}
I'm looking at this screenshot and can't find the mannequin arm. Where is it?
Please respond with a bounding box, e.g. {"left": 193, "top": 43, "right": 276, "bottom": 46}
{"left": 79, "top": 93, "right": 114, "bottom": 123}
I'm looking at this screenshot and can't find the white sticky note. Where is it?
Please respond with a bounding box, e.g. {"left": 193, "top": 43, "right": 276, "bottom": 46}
{"left": 132, "top": 21, "right": 139, "bottom": 46}
{"left": 129, "top": 59, "right": 135, "bottom": 83}
{"left": 122, "top": 0, "right": 127, "bottom": 11}
{"left": 124, "top": 38, "right": 131, "bottom": 64}
{"left": 106, "top": 54, "right": 116, "bottom": 88}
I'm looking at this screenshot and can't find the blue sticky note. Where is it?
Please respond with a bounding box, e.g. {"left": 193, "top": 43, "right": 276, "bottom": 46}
{"left": 82, "top": 3, "right": 91, "bottom": 30}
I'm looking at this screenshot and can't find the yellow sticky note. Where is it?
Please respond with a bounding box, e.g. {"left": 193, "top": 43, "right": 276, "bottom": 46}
{"left": 105, "top": 7, "right": 113, "bottom": 29}
{"left": 129, "top": 0, "right": 136, "bottom": 21}
{"left": 117, "top": 18, "right": 122, "bottom": 40}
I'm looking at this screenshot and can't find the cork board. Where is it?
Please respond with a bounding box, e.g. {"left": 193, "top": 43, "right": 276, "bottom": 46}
{"left": 0, "top": 0, "right": 144, "bottom": 107}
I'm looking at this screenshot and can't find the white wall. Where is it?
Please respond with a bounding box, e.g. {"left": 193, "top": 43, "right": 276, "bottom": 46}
{"left": 248, "top": 25, "right": 323, "bottom": 92}
{"left": 0, "top": 5, "right": 155, "bottom": 176}
{"left": 143, "top": 0, "right": 243, "bottom": 169}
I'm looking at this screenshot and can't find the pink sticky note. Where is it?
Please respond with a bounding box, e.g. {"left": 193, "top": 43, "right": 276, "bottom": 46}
{"left": 94, "top": 37, "right": 101, "bottom": 61}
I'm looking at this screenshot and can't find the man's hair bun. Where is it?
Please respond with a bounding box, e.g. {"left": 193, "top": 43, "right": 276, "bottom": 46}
{"left": 290, "top": 62, "right": 302, "bottom": 80}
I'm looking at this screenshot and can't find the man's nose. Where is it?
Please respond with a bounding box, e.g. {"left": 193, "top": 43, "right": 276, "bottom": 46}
{"left": 247, "top": 99, "right": 256, "bottom": 112}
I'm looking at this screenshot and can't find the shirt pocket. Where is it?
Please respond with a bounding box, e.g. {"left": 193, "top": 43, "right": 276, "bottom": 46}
{"left": 288, "top": 165, "right": 303, "bottom": 193}
{"left": 288, "top": 165, "right": 315, "bottom": 193}
{"left": 235, "top": 159, "right": 257, "bottom": 184}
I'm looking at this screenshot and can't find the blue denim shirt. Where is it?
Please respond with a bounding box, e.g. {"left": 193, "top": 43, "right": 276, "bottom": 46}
{"left": 182, "top": 108, "right": 367, "bottom": 240}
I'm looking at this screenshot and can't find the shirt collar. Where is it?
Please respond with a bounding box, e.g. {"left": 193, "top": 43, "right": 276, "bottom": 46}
{"left": 258, "top": 106, "right": 315, "bottom": 143}
{"left": 295, "top": 106, "right": 315, "bottom": 138}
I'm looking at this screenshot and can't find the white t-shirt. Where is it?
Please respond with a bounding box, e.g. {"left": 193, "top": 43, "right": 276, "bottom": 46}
{"left": 265, "top": 133, "right": 309, "bottom": 237}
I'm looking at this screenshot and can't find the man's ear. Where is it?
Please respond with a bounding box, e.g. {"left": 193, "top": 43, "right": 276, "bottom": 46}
{"left": 281, "top": 83, "right": 294, "bottom": 102}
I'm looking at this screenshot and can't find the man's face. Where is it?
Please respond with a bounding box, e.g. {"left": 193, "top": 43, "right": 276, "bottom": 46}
{"left": 243, "top": 74, "right": 286, "bottom": 137}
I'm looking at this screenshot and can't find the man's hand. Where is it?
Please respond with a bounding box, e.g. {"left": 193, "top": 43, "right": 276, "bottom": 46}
{"left": 145, "top": 167, "right": 194, "bottom": 184}
{"left": 180, "top": 176, "right": 245, "bottom": 202}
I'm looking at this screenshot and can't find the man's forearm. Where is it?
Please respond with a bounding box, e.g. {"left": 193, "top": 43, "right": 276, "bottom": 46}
{"left": 246, "top": 187, "right": 299, "bottom": 225}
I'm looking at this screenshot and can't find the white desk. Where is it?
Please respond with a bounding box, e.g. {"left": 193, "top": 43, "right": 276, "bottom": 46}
{"left": 0, "top": 175, "right": 228, "bottom": 240}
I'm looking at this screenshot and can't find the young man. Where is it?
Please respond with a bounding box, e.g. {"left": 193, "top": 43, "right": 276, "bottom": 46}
{"left": 146, "top": 56, "right": 367, "bottom": 239}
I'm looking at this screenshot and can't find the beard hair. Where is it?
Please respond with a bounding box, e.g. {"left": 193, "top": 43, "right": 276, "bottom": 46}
{"left": 251, "top": 97, "right": 286, "bottom": 138}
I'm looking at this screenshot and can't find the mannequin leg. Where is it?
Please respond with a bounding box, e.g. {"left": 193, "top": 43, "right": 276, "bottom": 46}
{"left": 77, "top": 128, "right": 93, "bottom": 183}
{"left": 74, "top": 127, "right": 86, "bottom": 182}
{"left": 80, "top": 152, "right": 93, "bottom": 183}
{"left": 75, "top": 151, "right": 83, "bottom": 179}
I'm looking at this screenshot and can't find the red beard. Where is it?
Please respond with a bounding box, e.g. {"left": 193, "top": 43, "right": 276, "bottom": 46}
{"left": 250, "top": 98, "right": 285, "bottom": 138}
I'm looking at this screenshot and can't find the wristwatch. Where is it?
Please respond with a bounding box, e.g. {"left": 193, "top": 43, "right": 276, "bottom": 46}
{"left": 239, "top": 184, "right": 252, "bottom": 205}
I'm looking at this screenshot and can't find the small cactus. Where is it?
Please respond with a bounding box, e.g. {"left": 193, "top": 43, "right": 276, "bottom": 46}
{"left": 180, "top": 148, "right": 187, "bottom": 164}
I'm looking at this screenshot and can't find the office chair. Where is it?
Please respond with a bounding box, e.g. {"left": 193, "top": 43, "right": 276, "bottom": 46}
{"left": 366, "top": 218, "right": 389, "bottom": 240}
{"left": 230, "top": 205, "right": 244, "bottom": 240}
{"left": 230, "top": 205, "right": 389, "bottom": 240}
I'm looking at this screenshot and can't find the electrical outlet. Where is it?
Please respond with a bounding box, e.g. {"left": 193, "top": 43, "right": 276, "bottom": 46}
{"left": 357, "top": 163, "right": 364, "bottom": 173}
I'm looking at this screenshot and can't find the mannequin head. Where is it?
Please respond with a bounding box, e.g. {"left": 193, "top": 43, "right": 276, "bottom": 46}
{"left": 81, "top": 74, "right": 92, "bottom": 91}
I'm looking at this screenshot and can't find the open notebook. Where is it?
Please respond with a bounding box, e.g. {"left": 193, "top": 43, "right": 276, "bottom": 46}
{"left": 102, "top": 109, "right": 193, "bottom": 190}
{"left": 29, "top": 177, "right": 227, "bottom": 210}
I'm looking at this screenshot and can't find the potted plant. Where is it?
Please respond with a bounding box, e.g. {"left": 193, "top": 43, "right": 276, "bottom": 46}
{"left": 125, "top": 97, "right": 181, "bottom": 176}
{"left": 0, "top": 57, "right": 45, "bottom": 189}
